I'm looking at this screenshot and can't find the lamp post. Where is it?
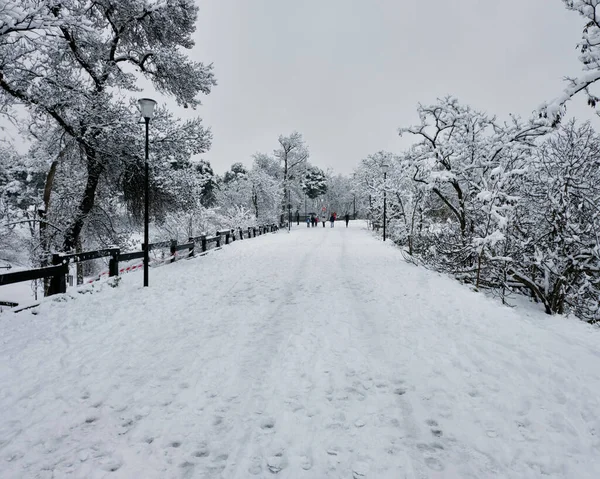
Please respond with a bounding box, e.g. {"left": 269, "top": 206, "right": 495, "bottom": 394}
{"left": 382, "top": 164, "right": 389, "bottom": 242}
{"left": 288, "top": 188, "right": 292, "bottom": 232}
{"left": 138, "top": 97, "right": 157, "bottom": 287}
{"left": 304, "top": 193, "right": 307, "bottom": 223}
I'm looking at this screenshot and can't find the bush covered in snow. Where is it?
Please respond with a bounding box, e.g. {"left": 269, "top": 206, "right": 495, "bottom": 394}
{"left": 355, "top": 102, "right": 600, "bottom": 322}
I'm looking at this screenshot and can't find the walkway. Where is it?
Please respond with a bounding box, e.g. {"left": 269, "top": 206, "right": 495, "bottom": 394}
{"left": 1, "top": 222, "right": 599, "bottom": 478}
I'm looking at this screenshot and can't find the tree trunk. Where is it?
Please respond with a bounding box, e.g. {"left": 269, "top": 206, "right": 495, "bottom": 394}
{"left": 475, "top": 250, "right": 483, "bottom": 290}
{"left": 281, "top": 161, "right": 288, "bottom": 226}
{"left": 62, "top": 149, "right": 103, "bottom": 252}
{"left": 40, "top": 159, "right": 59, "bottom": 294}
{"left": 252, "top": 190, "right": 259, "bottom": 219}
{"left": 76, "top": 236, "right": 83, "bottom": 285}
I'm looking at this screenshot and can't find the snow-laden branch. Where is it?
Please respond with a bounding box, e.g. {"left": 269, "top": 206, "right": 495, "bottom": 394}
{"left": 539, "top": 0, "right": 600, "bottom": 124}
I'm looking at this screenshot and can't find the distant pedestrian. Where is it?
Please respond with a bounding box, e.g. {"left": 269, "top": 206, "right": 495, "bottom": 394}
{"left": 306, "top": 216, "right": 310, "bottom": 228}
{"left": 345, "top": 213, "right": 350, "bottom": 227}
{"left": 315, "top": 215, "right": 319, "bottom": 227}
{"left": 322, "top": 218, "right": 326, "bottom": 227}
{"left": 330, "top": 214, "right": 335, "bottom": 227}
{"left": 296, "top": 212, "right": 300, "bottom": 225}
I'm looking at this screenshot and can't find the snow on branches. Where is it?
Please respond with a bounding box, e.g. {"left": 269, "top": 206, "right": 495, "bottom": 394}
{"left": 541, "top": 0, "right": 600, "bottom": 124}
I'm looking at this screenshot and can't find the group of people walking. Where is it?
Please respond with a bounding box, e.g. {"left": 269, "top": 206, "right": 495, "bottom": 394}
{"left": 306, "top": 212, "right": 350, "bottom": 228}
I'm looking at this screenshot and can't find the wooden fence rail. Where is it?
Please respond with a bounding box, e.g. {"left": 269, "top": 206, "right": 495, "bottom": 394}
{"left": 0, "top": 224, "right": 278, "bottom": 302}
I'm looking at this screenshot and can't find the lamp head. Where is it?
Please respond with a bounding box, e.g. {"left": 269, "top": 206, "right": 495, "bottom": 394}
{"left": 138, "top": 98, "right": 157, "bottom": 120}
{"left": 382, "top": 164, "right": 390, "bottom": 174}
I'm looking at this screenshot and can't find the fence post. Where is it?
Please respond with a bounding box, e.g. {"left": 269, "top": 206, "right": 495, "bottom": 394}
{"left": 230, "top": 228, "right": 236, "bottom": 242}
{"left": 48, "top": 254, "right": 68, "bottom": 296}
{"left": 108, "top": 248, "right": 119, "bottom": 277}
{"left": 188, "top": 237, "right": 195, "bottom": 257}
{"left": 201, "top": 234, "right": 207, "bottom": 252}
{"left": 216, "top": 232, "right": 221, "bottom": 247}
{"left": 239, "top": 227, "right": 244, "bottom": 240}
{"left": 224, "top": 231, "right": 230, "bottom": 245}
{"left": 170, "top": 239, "right": 177, "bottom": 263}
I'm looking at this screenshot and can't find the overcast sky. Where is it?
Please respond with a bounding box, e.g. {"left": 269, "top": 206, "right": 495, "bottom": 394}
{"left": 177, "top": 0, "right": 600, "bottom": 175}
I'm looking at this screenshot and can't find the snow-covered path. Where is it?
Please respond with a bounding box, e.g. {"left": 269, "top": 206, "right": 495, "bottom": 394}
{"left": 1, "top": 222, "right": 600, "bottom": 478}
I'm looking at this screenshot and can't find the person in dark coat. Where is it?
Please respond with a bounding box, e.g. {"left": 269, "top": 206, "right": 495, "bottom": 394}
{"left": 330, "top": 214, "right": 335, "bottom": 227}
{"left": 345, "top": 213, "right": 350, "bottom": 227}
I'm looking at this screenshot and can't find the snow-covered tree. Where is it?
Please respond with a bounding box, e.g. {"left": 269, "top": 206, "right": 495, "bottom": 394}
{"left": 397, "top": 97, "right": 545, "bottom": 274}
{"left": 0, "top": 144, "right": 46, "bottom": 264}
{"left": 248, "top": 153, "right": 282, "bottom": 223}
{"left": 508, "top": 121, "right": 600, "bottom": 319}
{"left": 274, "top": 131, "right": 308, "bottom": 223}
{"left": 0, "top": 0, "right": 216, "bottom": 253}
{"left": 215, "top": 165, "right": 252, "bottom": 216}
{"left": 223, "top": 163, "right": 248, "bottom": 184}
{"left": 302, "top": 166, "right": 327, "bottom": 199}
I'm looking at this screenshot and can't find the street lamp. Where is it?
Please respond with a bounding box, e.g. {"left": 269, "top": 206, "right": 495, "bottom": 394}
{"left": 288, "top": 189, "right": 292, "bottom": 232}
{"left": 304, "top": 193, "right": 307, "bottom": 224}
{"left": 138, "top": 97, "right": 157, "bottom": 287}
{"left": 382, "top": 164, "right": 389, "bottom": 242}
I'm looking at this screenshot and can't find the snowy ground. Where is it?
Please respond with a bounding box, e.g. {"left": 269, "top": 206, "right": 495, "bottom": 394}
{"left": 1, "top": 221, "right": 599, "bottom": 478}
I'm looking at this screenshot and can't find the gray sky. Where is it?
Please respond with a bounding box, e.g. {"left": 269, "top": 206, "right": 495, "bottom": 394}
{"left": 181, "top": 0, "right": 599, "bottom": 175}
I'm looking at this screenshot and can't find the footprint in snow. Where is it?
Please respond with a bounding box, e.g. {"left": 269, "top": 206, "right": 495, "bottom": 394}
{"left": 205, "top": 452, "right": 229, "bottom": 475}
{"left": 417, "top": 442, "right": 445, "bottom": 471}
{"left": 425, "top": 457, "right": 444, "bottom": 471}
{"left": 247, "top": 456, "right": 263, "bottom": 475}
{"left": 299, "top": 454, "right": 313, "bottom": 470}
{"left": 260, "top": 418, "right": 276, "bottom": 430}
{"left": 417, "top": 442, "right": 444, "bottom": 453}
{"left": 193, "top": 448, "right": 210, "bottom": 458}
{"left": 267, "top": 450, "right": 287, "bottom": 474}
{"left": 352, "top": 460, "right": 370, "bottom": 478}
{"left": 180, "top": 461, "right": 196, "bottom": 479}
{"left": 212, "top": 415, "right": 222, "bottom": 426}
{"left": 426, "top": 419, "right": 443, "bottom": 437}
{"left": 346, "top": 386, "right": 367, "bottom": 401}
